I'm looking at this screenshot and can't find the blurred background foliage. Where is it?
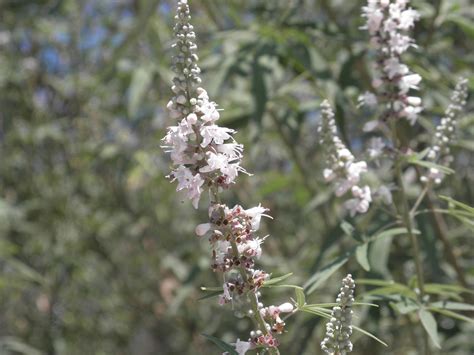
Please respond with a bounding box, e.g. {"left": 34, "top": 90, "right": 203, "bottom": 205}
{"left": 0, "top": 0, "right": 473, "bottom": 354}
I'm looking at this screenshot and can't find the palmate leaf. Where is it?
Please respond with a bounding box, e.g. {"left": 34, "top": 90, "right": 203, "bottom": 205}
{"left": 201, "top": 334, "right": 238, "bottom": 355}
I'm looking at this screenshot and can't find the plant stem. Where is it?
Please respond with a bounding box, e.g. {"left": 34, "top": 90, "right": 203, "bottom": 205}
{"left": 425, "top": 189, "right": 468, "bottom": 288}
{"left": 389, "top": 117, "right": 426, "bottom": 300}
{"left": 410, "top": 185, "right": 428, "bottom": 217}
{"left": 390, "top": 120, "right": 429, "bottom": 354}
{"left": 210, "top": 187, "right": 279, "bottom": 354}
{"left": 230, "top": 241, "right": 280, "bottom": 355}
{"left": 395, "top": 158, "right": 426, "bottom": 299}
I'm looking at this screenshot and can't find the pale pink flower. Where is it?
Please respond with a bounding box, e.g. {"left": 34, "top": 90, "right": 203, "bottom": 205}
{"left": 234, "top": 339, "right": 252, "bottom": 355}
{"left": 200, "top": 125, "right": 235, "bottom": 148}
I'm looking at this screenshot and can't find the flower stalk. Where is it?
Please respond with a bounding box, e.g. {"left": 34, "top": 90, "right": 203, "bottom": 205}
{"left": 318, "top": 100, "right": 372, "bottom": 216}
{"left": 162, "top": 2, "right": 291, "bottom": 354}
{"left": 361, "top": 0, "right": 422, "bottom": 125}
{"left": 321, "top": 274, "right": 356, "bottom": 355}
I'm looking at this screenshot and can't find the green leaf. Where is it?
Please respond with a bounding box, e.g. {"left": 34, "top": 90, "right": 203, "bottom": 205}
{"left": 250, "top": 53, "right": 268, "bottom": 131}
{"left": 419, "top": 309, "right": 441, "bottom": 349}
{"left": 299, "top": 306, "right": 388, "bottom": 346}
{"left": 390, "top": 298, "right": 420, "bottom": 314}
{"left": 446, "top": 15, "right": 474, "bottom": 38}
{"left": 304, "top": 252, "right": 351, "bottom": 295}
{"left": 363, "top": 285, "right": 417, "bottom": 299}
{"left": 425, "top": 283, "right": 474, "bottom": 296}
{"left": 303, "top": 302, "right": 379, "bottom": 309}
{"left": 369, "top": 233, "right": 393, "bottom": 276}
{"left": 439, "top": 195, "right": 474, "bottom": 215}
{"left": 295, "top": 287, "right": 306, "bottom": 308}
{"left": 201, "top": 334, "right": 238, "bottom": 355}
{"left": 128, "top": 66, "right": 153, "bottom": 117}
{"left": 356, "top": 279, "right": 399, "bottom": 287}
{"left": 429, "top": 301, "right": 474, "bottom": 311}
{"left": 369, "top": 227, "right": 419, "bottom": 242}
{"left": 6, "top": 259, "right": 46, "bottom": 286}
{"left": 299, "top": 305, "right": 332, "bottom": 319}
{"left": 198, "top": 290, "right": 222, "bottom": 301}
{"left": 428, "top": 308, "right": 474, "bottom": 324}
{"left": 340, "top": 220, "right": 355, "bottom": 237}
{"left": 406, "top": 157, "right": 454, "bottom": 175}
{"left": 263, "top": 284, "right": 304, "bottom": 293}
{"left": 0, "top": 337, "right": 42, "bottom": 355}
{"left": 263, "top": 272, "right": 293, "bottom": 286}
{"left": 352, "top": 325, "right": 388, "bottom": 347}
{"left": 355, "top": 243, "right": 370, "bottom": 271}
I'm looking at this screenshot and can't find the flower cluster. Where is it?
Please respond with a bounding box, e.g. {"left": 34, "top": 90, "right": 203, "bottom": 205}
{"left": 196, "top": 204, "right": 294, "bottom": 353}
{"left": 230, "top": 301, "right": 295, "bottom": 354}
{"left": 196, "top": 204, "right": 270, "bottom": 302}
{"left": 361, "top": 0, "right": 422, "bottom": 125}
{"left": 162, "top": 0, "right": 246, "bottom": 208}
{"left": 318, "top": 100, "right": 372, "bottom": 216}
{"left": 421, "top": 78, "right": 468, "bottom": 184}
{"left": 321, "top": 274, "right": 356, "bottom": 355}
{"left": 163, "top": 3, "right": 293, "bottom": 354}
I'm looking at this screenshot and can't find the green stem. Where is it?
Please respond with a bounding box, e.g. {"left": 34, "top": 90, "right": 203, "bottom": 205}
{"left": 389, "top": 116, "right": 426, "bottom": 300}
{"left": 390, "top": 122, "right": 429, "bottom": 354}
{"left": 395, "top": 159, "right": 425, "bottom": 299}
{"left": 410, "top": 185, "right": 429, "bottom": 217}
{"left": 230, "top": 241, "right": 280, "bottom": 355}
{"left": 211, "top": 185, "right": 279, "bottom": 355}
{"left": 425, "top": 188, "right": 469, "bottom": 288}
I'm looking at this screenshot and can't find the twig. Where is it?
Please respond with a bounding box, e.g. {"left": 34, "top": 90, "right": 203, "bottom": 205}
{"left": 425, "top": 189, "right": 469, "bottom": 288}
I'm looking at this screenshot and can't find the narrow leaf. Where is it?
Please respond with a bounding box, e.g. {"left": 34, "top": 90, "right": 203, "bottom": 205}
{"left": 428, "top": 308, "right": 474, "bottom": 324}
{"left": 352, "top": 325, "right": 388, "bottom": 347}
{"left": 201, "top": 334, "right": 238, "bottom": 355}
{"left": 419, "top": 309, "right": 441, "bottom": 348}
{"left": 263, "top": 273, "right": 293, "bottom": 286}
{"left": 304, "top": 252, "right": 351, "bottom": 295}
{"left": 198, "top": 291, "right": 222, "bottom": 301}
{"left": 356, "top": 243, "right": 370, "bottom": 271}
{"left": 295, "top": 287, "right": 306, "bottom": 308}
{"left": 128, "top": 66, "right": 153, "bottom": 117}
{"left": 429, "top": 301, "right": 474, "bottom": 311}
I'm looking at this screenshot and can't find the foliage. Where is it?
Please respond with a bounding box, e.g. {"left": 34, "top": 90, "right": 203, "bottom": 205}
{"left": 0, "top": 0, "right": 473, "bottom": 354}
